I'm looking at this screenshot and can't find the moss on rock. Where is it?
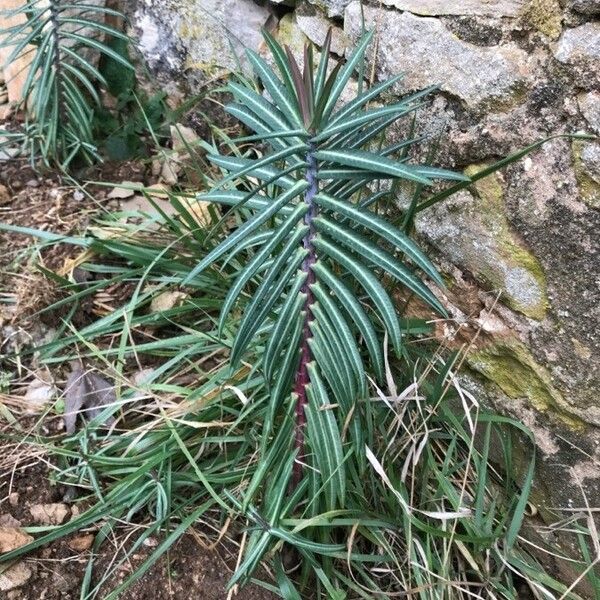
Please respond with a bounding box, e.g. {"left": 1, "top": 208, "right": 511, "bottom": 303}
{"left": 521, "top": 0, "right": 563, "bottom": 39}
{"left": 469, "top": 341, "right": 585, "bottom": 429}
{"left": 572, "top": 140, "right": 600, "bottom": 209}
{"left": 464, "top": 165, "right": 549, "bottom": 319}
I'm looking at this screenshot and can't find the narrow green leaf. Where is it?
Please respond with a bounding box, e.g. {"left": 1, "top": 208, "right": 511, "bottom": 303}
{"left": 183, "top": 180, "right": 308, "bottom": 283}
{"left": 231, "top": 245, "right": 307, "bottom": 364}
{"left": 315, "top": 193, "right": 444, "bottom": 287}
{"left": 314, "top": 217, "right": 446, "bottom": 315}
{"left": 313, "top": 236, "right": 402, "bottom": 353}
{"left": 320, "top": 30, "right": 374, "bottom": 124}
{"left": 306, "top": 363, "right": 346, "bottom": 509}
{"left": 311, "top": 282, "right": 366, "bottom": 395}
{"left": 264, "top": 290, "right": 307, "bottom": 384}
{"left": 246, "top": 49, "right": 304, "bottom": 128}
{"left": 218, "top": 209, "right": 308, "bottom": 335}
{"left": 312, "top": 262, "right": 383, "bottom": 381}
{"left": 314, "top": 149, "right": 432, "bottom": 185}
{"left": 328, "top": 74, "right": 403, "bottom": 127}
{"left": 262, "top": 27, "right": 299, "bottom": 103}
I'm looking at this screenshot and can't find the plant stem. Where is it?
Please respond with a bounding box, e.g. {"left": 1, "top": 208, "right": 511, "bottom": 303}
{"left": 49, "top": 0, "right": 65, "bottom": 152}
{"left": 292, "top": 142, "right": 318, "bottom": 486}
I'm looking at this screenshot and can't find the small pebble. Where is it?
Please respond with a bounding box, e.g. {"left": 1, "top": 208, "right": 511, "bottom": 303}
{"left": 26, "top": 179, "right": 40, "bottom": 188}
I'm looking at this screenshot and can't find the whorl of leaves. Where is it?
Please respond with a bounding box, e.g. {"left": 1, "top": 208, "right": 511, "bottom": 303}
{"left": 0, "top": 0, "right": 133, "bottom": 167}
{"left": 186, "top": 29, "right": 469, "bottom": 493}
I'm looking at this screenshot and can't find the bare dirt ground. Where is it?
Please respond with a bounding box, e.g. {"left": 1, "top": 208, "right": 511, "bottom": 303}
{"left": 0, "top": 160, "right": 277, "bottom": 599}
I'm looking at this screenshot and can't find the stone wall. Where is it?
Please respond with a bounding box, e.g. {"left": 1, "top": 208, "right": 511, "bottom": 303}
{"left": 131, "top": 0, "right": 600, "bottom": 555}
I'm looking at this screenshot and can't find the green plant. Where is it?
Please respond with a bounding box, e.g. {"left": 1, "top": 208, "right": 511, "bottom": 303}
{"left": 1, "top": 26, "right": 597, "bottom": 600}
{"left": 0, "top": 0, "right": 133, "bottom": 167}
{"left": 1, "top": 189, "right": 596, "bottom": 598}
{"left": 189, "top": 28, "right": 468, "bottom": 493}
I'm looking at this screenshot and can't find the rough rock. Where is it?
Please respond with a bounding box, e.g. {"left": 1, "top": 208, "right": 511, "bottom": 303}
{"left": 29, "top": 503, "right": 69, "bottom": 526}
{"left": 569, "top": 0, "right": 600, "bottom": 14}
{"left": 415, "top": 170, "right": 548, "bottom": 320}
{"left": 554, "top": 23, "right": 600, "bottom": 90}
{"left": 573, "top": 140, "right": 600, "bottom": 208}
{"left": 307, "top": 0, "right": 353, "bottom": 17}
{"left": 132, "top": 0, "right": 272, "bottom": 89}
{"left": 502, "top": 139, "right": 600, "bottom": 423}
{"left": 0, "top": 563, "right": 33, "bottom": 592}
{"left": 344, "top": 2, "right": 533, "bottom": 108}
{"left": 521, "top": 0, "right": 563, "bottom": 39}
{"left": 379, "top": 0, "right": 525, "bottom": 16}
{"left": 0, "top": 526, "right": 32, "bottom": 552}
{"left": 578, "top": 91, "right": 600, "bottom": 134}
{"left": 296, "top": 2, "right": 346, "bottom": 55}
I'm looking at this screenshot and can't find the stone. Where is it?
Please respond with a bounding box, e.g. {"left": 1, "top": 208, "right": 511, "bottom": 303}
{"left": 414, "top": 168, "right": 548, "bottom": 320}
{"left": 379, "top": 0, "right": 525, "bottom": 16}
{"left": 29, "top": 503, "right": 69, "bottom": 526}
{"left": 307, "top": 0, "right": 353, "bottom": 17}
{"left": 133, "top": 0, "right": 272, "bottom": 89}
{"left": 23, "top": 372, "right": 55, "bottom": 413}
{"left": 0, "top": 527, "right": 33, "bottom": 553}
{"left": 570, "top": 0, "right": 600, "bottom": 15}
{"left": 0, "top": 184, "right": 9, "bottom": 205}
{"left": 521, "top": 0, "right": 562, "bottom": 39}
{"left": 554, "top": 23, "right": 600, "bottom": 90}
{"left": 296, "top": 2, "right": 346, "bottom": 56}
{"left": 578, "top": 91, "right": 600, "bottom": 135}
{"left": 573, "top": 140, "right": 600, "bottom": 208}
{"left": 0, "top": 563, "right": 33, "bottom": 592}
{"left": 344, "top": 2, "right": 532, "bottom": 109}
{"left": 107, "top": 182, "right": 138, "bottom": 199}
{"left": 68, "top": 534, "right": 95, "bottom": 552}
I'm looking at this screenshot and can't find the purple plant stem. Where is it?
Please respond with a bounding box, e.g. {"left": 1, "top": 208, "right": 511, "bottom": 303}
{"left": 292, "top": 142, "right": 318, "bottom": 486}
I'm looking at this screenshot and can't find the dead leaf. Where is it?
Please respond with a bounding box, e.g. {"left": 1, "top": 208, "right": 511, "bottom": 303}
{"left": 68, "top": 534, "right": 94, "bottom": 552}
{"left": 23, "top": 373, "right": 55, "bottom": 413}
{"left": 160, "top": 153, "right": 181, "bottom": 185}
{"left": 171, "top": 124, "right": 199, "bottom": 154}
{"left": 29, "top": 503, "right": 69, "bottom": 526}
{"left": 0, "top": 184, "right": 10, "bottom": 205}
{"left": 0, "top": 562, "right": 33, "bottom": 591}
{"left": 179, "top": 198, "right": 212, "bottom": 226}
{"left": 149, "top": 291, "right": 189, "bottom": 314}
{"left": 64, "top": 366, "right": 117, "bottom": 434}
{"left": 107, "top": 181, "right": 140, "bottom": 199}
{"left": 0, "top": 527, "right": 33, "bottom": 553}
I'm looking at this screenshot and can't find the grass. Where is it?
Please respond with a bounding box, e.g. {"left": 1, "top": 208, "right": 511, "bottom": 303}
{"left": 1, "top": 179, "right": 598, "bottom": 599}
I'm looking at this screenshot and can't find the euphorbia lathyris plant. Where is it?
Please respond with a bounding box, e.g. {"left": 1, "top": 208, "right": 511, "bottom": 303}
{"left": 185, "top": 30, "right": 468, "bottom": 503}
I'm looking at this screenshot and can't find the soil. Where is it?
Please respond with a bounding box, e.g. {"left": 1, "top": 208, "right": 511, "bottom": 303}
{"left": 0, "top": 160, "right": 278, "bottom": 599}
{"left": 0, "top": 440, "right": 277, "bottom": 600}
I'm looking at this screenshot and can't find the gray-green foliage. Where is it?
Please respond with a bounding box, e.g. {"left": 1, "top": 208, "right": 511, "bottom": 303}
{"left": 0, "top": 0, "right": 133, "bottom": 167}
{"left": 191, "top": 29, "right": 469, "bottom": 495}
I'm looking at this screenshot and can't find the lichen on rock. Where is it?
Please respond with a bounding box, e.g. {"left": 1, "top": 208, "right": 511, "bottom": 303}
{"left": 572, "top": 139, "right": 600, "bottom": 208}
{"left": 344, "top": 1, "right": 533, "bottom": 110}
{"left": 415, "top": 166, "right": 548, "bottom": 320}
{"left": 521, "top": 0, "right": 563, "bottom": 40}
{"left": 469, "top": 340, "right": 586, "bottom": 429}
